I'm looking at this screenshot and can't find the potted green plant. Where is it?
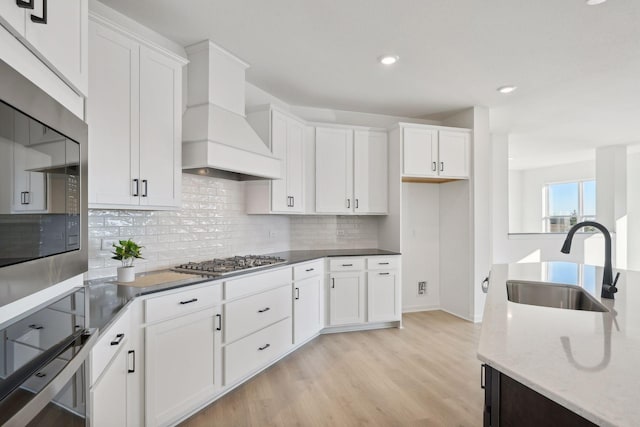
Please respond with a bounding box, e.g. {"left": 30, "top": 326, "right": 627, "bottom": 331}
{"left": 112, "top": 239, "right": 144, "bottom": 282}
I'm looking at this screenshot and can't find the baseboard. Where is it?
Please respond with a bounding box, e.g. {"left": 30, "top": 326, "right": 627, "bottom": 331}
{"left": 402, "top": 305, "right": 440, "bottom": 313}
{"left": 439, "top": 308, "right": 475, "bottom": 323}
{"left": 321, "top": 321, "right": 400, "bottom": 334}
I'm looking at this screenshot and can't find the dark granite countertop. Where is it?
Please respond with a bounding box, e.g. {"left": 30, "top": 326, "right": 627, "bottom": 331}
{"left": 87, "top": 248, "right": 400, "bottom": 335}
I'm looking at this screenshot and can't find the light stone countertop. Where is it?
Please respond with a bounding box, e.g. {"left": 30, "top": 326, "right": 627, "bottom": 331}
{"left": 478, "top": 262, "right": 640, "bottom": 427}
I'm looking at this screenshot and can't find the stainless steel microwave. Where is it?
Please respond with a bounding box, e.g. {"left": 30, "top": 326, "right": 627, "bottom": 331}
{"left": 0, "top": 60, "right": 88, "bottom": 308}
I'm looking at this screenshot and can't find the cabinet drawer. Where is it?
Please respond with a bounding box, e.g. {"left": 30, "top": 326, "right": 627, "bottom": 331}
{"left": 367, "top": 257, "right": 399, "bottom": 270}
{"left": 224, "top": 318, "right": 292, "bottom": 386}
{"left": 224, "top": 267, "right": 291, "bottom": 300}
{"left": 145, "top": 284, "right": 221, "bottom": 324}
{"left": 224, "top": 285, "right": 291, "bottom": 343}
{"left": 293, "top": 260, "right": 324, "bottom": 281}
{"left": 329, "top": 258, "right": 365, "bottom": 272}
{"left": 91, "top": 308, "right": 131, "bottom": 384}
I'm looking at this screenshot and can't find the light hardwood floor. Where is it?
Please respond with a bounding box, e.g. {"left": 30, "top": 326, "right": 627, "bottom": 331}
{"left": 180, "top": 311, "right": 483, "bottom": 427}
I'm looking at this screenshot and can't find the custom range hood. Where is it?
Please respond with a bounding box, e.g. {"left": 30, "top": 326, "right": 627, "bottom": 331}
{"left": 182, "top": 40, "right": 281, "bottom": 180}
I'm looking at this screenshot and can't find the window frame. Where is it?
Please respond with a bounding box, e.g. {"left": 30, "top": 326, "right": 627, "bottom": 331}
{"left": 542, "top": 179, "right": 596, "bottom": 233}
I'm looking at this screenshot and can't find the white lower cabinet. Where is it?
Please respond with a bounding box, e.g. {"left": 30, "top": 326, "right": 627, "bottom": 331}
{"left": 224, "top": 317, "right": 292, "bottom": 386}
{"left": 293, "top": 261, "right": 323, "bottom": 344}
{"left": 91, "top": 344, "right": 129, "bottom": 427}
{"left": 368, "top": 271, "right": 400, "bottom": 322}
{"left": 327, "top": 256, "right": 402, "bottom": 327}
{"left": 145, "top": 306, "right": 221, "bottom": 427}
{"left": 329, "top": 271, "right": 365, "bottom": 326}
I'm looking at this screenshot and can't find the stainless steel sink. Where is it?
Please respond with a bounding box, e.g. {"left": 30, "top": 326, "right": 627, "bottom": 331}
{"left": 506, "top": 281, "right": 608, "bottom": 312}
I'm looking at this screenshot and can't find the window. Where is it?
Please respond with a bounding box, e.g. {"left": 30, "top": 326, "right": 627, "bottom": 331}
{"left": 543, "top": 180, "right": 596, "bottom": 233}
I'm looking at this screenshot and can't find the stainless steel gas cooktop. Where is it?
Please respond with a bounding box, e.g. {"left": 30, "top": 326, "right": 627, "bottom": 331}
{"left": 173, "top": 255, "right": 286, "bottom": 277}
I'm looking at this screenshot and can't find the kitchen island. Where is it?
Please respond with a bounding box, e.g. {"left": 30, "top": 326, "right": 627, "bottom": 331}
{"left": 479, "top": 262, "right": 640, "bottom": 427}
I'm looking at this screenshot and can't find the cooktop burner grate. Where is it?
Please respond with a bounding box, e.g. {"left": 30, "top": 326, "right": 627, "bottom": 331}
{"left": 173, "top": 255, "right": 286, "bottom": 276}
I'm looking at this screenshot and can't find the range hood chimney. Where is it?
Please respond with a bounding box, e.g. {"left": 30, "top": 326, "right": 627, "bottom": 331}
{"left": 182, "top": 41, "right": 281, "bottom": 180}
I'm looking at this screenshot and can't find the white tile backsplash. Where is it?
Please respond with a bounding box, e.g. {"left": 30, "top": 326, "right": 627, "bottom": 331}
{"left": 87, "top": 174, "right": 379, "bottom": 279}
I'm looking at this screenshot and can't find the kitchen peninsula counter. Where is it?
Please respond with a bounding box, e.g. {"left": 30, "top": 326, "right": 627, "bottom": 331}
{"left": 479, "top": 263, "right": 640, "bottom": 427}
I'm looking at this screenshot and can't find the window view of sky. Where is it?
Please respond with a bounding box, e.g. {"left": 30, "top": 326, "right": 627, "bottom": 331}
{"left": 548, "top": 182, "right": 579, "bottom": 216}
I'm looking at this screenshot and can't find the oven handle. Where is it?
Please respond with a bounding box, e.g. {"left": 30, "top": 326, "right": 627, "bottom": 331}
{"left": 3, "top": 329, "right": 98, "bottom": 427}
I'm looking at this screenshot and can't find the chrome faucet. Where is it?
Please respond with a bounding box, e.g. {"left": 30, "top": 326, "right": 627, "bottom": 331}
{"left": 560, "top": 221, "right": 617, "bottom": 299}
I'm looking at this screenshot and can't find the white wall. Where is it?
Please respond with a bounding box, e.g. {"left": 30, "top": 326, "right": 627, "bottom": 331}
{"left": 401, "top": 183, "right": 440, "bottom": 311}
{"left": 627, "top": 151, "right": 640, "bottom": 270}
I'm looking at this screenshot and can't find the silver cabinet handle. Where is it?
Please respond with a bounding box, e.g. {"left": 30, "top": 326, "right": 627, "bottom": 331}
{"left": 142, "top": 179, "right": 148, "bottom": 197}
{"left": 355, "top": 199, "right": 359, "bottom": 209}
{"left": 179, "top": 298, "right": 198, "bottom": 305}
{"left": 128, "top": 350, "right": 135, "bottom": 373}
{"left": 331, "top": 278, "right": 335, "bottom": 288}
{"left": 258, "top": 307, "right": 270, "bottom": 313}
{"left": 379, "top": 272, "right": 390, "bottom": 276}
{"left": 258, "top": 344, "right": 270, "bottom": 351}
{"left": 378, "top": 262, "right": 389, "bottom": 265}
{"left": 132, "top": 179, "right": 139, "bottom": 197}
{"left": 346, "top": 199, "right": 350, "bottom": 209}
{"left": 440, "top": 162, "right": 444, "bottom": 172}
{"left": 342, "top": 263, "right": 353, "bottom": 267}
{"left": 432, "top": 161, "right": 437, "bottom": 171}
{"left": 295, "top": 287, "right": 300, "bottom": 300}
{"left": 291, "top": 196, "right": 295, "bottom": 207}
{"left": 305, "top": 268, "right": 315, "bottom": 272}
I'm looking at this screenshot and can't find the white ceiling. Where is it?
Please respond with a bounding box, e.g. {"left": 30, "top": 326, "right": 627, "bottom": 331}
{"left": 100, "top": 0, "right": 640, "bottom": 169}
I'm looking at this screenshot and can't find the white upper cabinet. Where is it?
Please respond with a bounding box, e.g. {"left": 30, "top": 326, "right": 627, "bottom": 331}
{"left": 87, "top": 18, "right": 185, "bottom": 209}
{"left": 138, "top": 45, "right": 182, "bottom": 208}
{"left": 353, "top": 130, "right": 388, "bottom": 214}
{"left": 401, "top": 125, "right": 470, "bottom": 180}
{"left": 0, "top": 0, "right": 88, "bottom": 96}
{"left": 315, "top": 126, "right": 354, "bottom": 214}
{"left": 316, "top": 126, "right": 388, "bottom": 214}
{"left": 246, "top": 107, "right": 306, "bottom": 214}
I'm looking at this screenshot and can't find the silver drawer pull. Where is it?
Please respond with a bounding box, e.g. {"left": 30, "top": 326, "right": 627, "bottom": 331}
{"left": 379, "top": 272, "right": 390, "bottom": 276}
{"left": 258, "top": 343, "right": 271, "bottom": 351}
{"left": 110, "top": 333, "right": 125, "bottom": 346}
{"left": 342, "top": 263, "right": 353, "bottom": 267}
{"left": 179, "top": 298, "right": 198, "bottom": 305}
{"left": 378, "top": 262, "right": 390, "bottom": 265}
{"left": 258, "top": 307, "right": 270, "bottom": 313}
{"left": 305, "top": 268, "right": 315, "bottom": 272}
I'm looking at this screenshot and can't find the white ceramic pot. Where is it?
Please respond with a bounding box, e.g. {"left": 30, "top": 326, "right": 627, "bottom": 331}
{"left": 117, "top": 266, "right": 135, "bottom": 283}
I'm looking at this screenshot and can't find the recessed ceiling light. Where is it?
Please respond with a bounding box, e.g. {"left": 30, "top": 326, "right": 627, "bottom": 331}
{"left": 497, "top": 85, "right": 518, "bottom": 94}
{"left": 378, "top": 55, "right": 399, "bottom": 65}
{"left": 586, "top": 0, "right": 607, "bottom": 5}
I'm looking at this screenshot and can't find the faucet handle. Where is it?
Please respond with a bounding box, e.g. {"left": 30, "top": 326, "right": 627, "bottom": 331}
{"left": 602, "top": 284, "right": 618, "bottom": 294}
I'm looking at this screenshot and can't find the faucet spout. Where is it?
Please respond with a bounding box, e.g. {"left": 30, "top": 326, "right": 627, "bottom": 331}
{"left": 560, "top": 221, "right": 616, "bottom": 299}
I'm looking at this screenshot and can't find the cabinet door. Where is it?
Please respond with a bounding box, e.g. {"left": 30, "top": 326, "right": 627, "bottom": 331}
{"left": 368, "top": 271, "right": 400, "bottom": 322}
{"left": 438, "top": 130, "right": 469, "bottom": 178}
{"left": 0, "top": 4, "right": 26, "bottom": 37}
{"left": 87, "top": 22, "right": 140, "bottom": 206}
{"left": 354, "top": 130, "right": 387, "bottom": 213}
{"left": 145, "top": 308, "right": 219, "bottom": 427}
{"left": 402, "top": 127, "right": 438, "bottom": 176}
{"left": 315, "top": 127, "right": 353, "bottom": 213}
{"left": 286, "top": 118, "right": 305, "bottom": 213}
{"left": 91, "top": 345, "right": 128, "bottom": 427}
{"left": 270, "top": 111, "right": 289, "bottom": 212}
{"left": 293, "top": 276, "right": 321, "bottom": 344}
{"left": 24, "top": 0, "right": 87, "bottom": 94}
{"left": 138, "top": 45, "right": 182, "bottom": 208}
{"left": 329, "top": 272, "right": 365, "bottom": 325}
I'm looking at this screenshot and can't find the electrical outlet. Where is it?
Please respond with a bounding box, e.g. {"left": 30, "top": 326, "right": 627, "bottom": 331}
{"left": 336, "top": 230, "right": 345, "bottom": 236}
{"left": 101, "top": 239, "right": 117, "bottom": 250}
{"left": 418, "top": 281, "right": 427, "bottom": 296}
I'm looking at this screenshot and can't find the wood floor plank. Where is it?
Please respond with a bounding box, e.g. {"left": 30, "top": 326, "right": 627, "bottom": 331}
{"left": 180, "top": 311, "right": 483, "bottom": 427}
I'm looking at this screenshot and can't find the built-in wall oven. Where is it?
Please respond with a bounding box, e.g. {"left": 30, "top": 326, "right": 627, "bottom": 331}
{"left": 0, "top": 287, "right": 96, "bottom": 426}
{"left": 0, "top": 59, "right": 88, "bottom": 308}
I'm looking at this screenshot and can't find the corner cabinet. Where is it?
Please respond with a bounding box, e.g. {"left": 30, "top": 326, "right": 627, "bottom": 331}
{"left": 401, "top": 124, "right": 470, "bottom": 181}
{"left": 246, "top": 107, "right": 306, "bottom": 213}
{"left": 87, "top": 16, "right": 186, "bottom": 210}
{"left": 315, "top": 126, "right": 388, "bottom": 214}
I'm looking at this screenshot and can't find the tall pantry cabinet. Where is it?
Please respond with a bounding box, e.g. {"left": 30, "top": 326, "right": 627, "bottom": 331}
{"left": 87, "top": 15, "right": 187, "bottom": 209}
